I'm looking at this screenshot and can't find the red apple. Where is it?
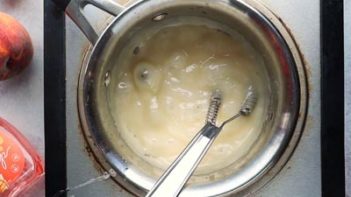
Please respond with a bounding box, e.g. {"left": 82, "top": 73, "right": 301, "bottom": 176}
{"left": 0, "top": 12, "right": 33, "bottom": 81}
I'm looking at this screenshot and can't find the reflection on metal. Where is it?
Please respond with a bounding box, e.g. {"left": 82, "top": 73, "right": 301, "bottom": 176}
{"left": 280, "top": 113, "right": 291, "bottom": 131}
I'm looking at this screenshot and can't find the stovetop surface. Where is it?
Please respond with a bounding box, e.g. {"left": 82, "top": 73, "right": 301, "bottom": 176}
{"left": 64, "top": 1, "right": 321, "bottom": 196}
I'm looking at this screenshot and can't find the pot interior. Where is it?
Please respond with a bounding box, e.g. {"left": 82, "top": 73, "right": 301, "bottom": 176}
{"left": 80, "top": 0, "right": 300, "bottom": 196}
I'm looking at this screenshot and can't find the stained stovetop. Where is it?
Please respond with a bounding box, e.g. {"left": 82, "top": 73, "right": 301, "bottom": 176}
{"left": 44, "top": 0, "right": 347, "bottom": 196}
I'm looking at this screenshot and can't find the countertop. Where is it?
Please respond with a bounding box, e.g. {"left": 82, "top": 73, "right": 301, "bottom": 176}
{"left": 0, "top": 0, "right": 44, "bottom": 196}
{"left": 0, "top": 0, "right": 348, "bottom": 196}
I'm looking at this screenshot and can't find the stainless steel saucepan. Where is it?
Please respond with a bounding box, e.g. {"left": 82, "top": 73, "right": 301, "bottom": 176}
{"left": 64, "top": 0, "right": 308, "bottom": 196}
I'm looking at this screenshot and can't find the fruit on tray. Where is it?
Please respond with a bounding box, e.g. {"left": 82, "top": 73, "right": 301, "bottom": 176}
{"left": 0, "top": 12, "right": 33, "bottom": 81}
{"left": 0, "top": 117, "right": 44, "bottom": 196}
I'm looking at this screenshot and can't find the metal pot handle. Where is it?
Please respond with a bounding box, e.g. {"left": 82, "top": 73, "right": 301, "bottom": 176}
{"left": 66, "top": 0, "right": 124, "bottom": 44}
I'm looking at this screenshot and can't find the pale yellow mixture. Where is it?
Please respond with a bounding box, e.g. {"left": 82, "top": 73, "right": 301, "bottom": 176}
{"left": 109, "top": 24, "right": 268, "bottom": 173}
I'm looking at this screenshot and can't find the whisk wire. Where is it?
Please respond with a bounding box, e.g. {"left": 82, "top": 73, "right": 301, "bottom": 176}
{"left": 220, "top": 87, "right": 257, "bottom": 128}
{"left": 206, "top": 90, "right": 222, "bottom": 125}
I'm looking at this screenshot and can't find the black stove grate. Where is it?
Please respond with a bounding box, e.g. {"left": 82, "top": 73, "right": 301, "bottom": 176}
{"left": 43, "top": 0, "right": 346, "bottom": 196}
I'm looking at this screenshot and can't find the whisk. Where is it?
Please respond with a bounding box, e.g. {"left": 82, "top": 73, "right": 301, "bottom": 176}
{"left": 146, "top": 87, "right": 258, "bottom": 197}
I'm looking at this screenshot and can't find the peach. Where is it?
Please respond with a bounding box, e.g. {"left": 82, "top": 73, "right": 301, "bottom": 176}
{"left": 0, "top": 12, "right": 33, "bottom": 81}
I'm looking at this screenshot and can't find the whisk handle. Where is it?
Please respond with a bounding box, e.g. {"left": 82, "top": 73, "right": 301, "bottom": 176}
{"left": 146, "top": 123, "right": 221, "bottom": 197}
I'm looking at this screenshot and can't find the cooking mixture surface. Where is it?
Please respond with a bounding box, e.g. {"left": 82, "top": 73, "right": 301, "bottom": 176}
{"left": 109, "top": 24, "right": 269, "bottom": 173}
